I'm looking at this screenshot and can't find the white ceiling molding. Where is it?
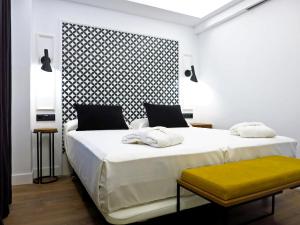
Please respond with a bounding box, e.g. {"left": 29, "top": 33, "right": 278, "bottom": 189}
{"left": 127, "top": 0, "right": 235, "bottom": 19}
{"left": 60, "top": 0, "right": 200, "bottom": 26}
{"left": 194, "top": 0, "right": 271, "bottom": 35}
{"left": 59, "top": 0, "right": 270, "bottom": 32}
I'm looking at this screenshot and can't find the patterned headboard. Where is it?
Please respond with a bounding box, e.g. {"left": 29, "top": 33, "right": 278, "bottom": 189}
{"left": 62, "top": 22, "right": 179, "bottom": 124}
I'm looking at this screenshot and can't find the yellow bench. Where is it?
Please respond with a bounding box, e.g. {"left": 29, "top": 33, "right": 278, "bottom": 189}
{"left": 177, "top": 156, "right": 300, "bottom": 225}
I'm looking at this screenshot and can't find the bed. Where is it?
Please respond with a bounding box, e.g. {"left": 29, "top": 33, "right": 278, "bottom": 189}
{"left": 64, "top": 126, "right": 297, "bottom": 224}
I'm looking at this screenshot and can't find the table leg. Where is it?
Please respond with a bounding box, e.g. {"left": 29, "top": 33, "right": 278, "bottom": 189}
{"left": 52, "top": 133, "right": 55, "bottom": 176}
{"left": 49, "top": 133, "right": 52, "bottom": 176}
{"left": 40, "top": 133, "right": 43, "bottom": 183}
{"left": 36, "top": 132, "right": 40, "bottom": 183}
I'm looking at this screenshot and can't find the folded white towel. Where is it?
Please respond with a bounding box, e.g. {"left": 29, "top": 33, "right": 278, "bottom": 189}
{"left": 122, "top": 126, "right": 184, "bottom": 148}
{"left": 237, "top": 125, "right": 276, "bottom": 138}
{"left": 230, "top": 122, "right": 276, "bottom": 138}
{"left": 230, "top": 122, "right": 265, "bottom": 136}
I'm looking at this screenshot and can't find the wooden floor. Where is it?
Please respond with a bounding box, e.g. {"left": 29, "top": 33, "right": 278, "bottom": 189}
{"left": 4, "top": 177, "right": 300, "bottom": 225}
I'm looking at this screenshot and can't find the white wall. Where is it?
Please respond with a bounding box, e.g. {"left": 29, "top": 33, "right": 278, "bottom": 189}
{"left": 11, "top": 0, "right": 33, "bottom": 184}
{"left": 31, "top": 0, "right": 198, "bottom": 175}
{"left": 194, "top": 0, "right": 300, "bottom": 151}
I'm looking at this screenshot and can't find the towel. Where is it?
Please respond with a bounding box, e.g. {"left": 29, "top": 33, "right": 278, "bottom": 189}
{"left": 230, "top": 122, "right": 276, "bottom": 138}
{"left": 122, "top": 126, "right": 184, "bottom": 148}
{"left": 237, "top": 125, "right": 276, "bottom": 138}
{"left": 230, "top": 122, "right": 265, "bottom": 136}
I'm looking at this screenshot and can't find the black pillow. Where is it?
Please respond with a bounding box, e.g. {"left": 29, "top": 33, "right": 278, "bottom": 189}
{"left": 144, "top": 103, "right": 189, "bottom": 128}
{"left": 74, "top": 104, "right": 128, "bottom": 131}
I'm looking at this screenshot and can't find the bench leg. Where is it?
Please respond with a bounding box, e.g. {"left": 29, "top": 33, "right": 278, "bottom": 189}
{"left": 238, "top": 195, "right": 276, "bottom": 225}
{"left": 271, "top": 194, "right": 275, "bottom": 215}
{"left": 220, "top": 195, "right": 275, "bottom": 225}
{"left": 222, "top": 207, "right": 228, "bottom": 225}
{"left": 177, "top": 183, "right": 180, "bottom": 213}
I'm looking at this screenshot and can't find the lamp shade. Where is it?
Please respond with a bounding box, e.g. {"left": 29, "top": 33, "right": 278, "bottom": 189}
{"left": 41, "top": 49, "right": 52, "bottom": 72}
{"left": 184, "top": 70, "right": 191, "bottom": 77}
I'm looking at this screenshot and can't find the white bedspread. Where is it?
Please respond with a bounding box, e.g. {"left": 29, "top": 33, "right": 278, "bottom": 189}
{"left": 65, "top": 128, "right": 297, "bottom": 216}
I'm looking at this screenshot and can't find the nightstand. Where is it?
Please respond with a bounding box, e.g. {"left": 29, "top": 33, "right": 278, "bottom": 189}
{"left": 190, "top": 122, "right": 213, "bottom": 129}
{"left": 33, "top": 128, "right": 58, "bottom": 184}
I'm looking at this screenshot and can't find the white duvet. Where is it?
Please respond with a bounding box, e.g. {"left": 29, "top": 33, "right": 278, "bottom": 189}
{"left": 65, "top": 127, "right": 297, "bottom": 215}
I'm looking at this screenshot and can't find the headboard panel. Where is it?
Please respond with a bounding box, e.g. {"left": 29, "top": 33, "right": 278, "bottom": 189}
{"left": 62, "top": 22, "right": 179, "bottom": 124}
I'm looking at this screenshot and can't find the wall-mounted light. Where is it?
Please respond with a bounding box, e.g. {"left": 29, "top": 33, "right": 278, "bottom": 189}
{"left": 41, "top": 49, "right": 52, "bottom": 72}
{"left": 184, "top": 65, "right": 198, "bottom": 82}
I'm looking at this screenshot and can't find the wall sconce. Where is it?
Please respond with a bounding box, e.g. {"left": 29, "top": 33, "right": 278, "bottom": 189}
{"left": 41, "top": 49, "right": 52, "bottom": 72}
{"left": 185, "top": 65, "right": 198, "bottom": 82}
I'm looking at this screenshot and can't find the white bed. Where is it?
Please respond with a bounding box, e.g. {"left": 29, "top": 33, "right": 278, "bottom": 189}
{"left": 64, "top": 126, "right": 297, "bottom": 224}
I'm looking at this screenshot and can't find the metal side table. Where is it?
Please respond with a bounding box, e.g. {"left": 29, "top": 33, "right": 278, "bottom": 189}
{"left": 33, "top": 128, "right": 58, "bottom": 184}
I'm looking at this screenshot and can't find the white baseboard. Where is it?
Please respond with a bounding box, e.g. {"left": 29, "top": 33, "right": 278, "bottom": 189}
{"left": 12, "top": 166, "right": 61, "bottom": 186}
{"left": 32, "top": 166, "right": 61, "bottom": 177}
{"left": 12, "top": 172, "right": 33, "bottom": 185}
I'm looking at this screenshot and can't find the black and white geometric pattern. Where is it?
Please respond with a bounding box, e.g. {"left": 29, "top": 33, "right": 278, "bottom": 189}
{"left": 62, "top": 22, "right": 179, "bottom": 124}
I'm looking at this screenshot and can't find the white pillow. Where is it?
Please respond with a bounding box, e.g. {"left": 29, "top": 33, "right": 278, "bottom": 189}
{"left": 185, "top": 119, "right": 193, "bottom": 127}
{"left": 130, "top": 118, "right": 192, "bottom": 129}
{"left": 64, "top": 119, "right": 78, "bottom": 133}
{"left": 129, "top": 118, "right": 149, "bottom": 129}
{"left": 63, "top": 119, "right": 78, "bottom": 150}
{"left": 237, "top": 125, "right": 276, "bottom": 138}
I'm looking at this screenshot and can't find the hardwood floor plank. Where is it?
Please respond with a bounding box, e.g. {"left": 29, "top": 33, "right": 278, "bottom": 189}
{"left": 4, "top": 177, "right": 300, "bottom": 225}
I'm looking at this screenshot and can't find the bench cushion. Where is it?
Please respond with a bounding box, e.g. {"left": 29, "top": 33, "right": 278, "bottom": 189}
{"left": 181, "top": 156, "right": 300, "bottom": 201}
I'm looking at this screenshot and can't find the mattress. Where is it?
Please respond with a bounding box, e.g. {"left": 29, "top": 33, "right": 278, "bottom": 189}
{"left": 65, "top": 127, "right": 297, "bottom": 224}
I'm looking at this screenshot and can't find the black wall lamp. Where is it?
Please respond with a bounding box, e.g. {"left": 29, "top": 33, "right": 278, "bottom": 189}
{"left": 185, "top": 65, "right": 198, "bottom": 82}
{"left": 41, "top": 49, "right": 52, "bottom": 72}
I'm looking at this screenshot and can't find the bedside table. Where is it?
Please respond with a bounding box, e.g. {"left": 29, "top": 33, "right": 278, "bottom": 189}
{"left": 190, "top": 122, "right": 213, "bottom": 129}
{"left": 33, "top": 128, "right": 58, "bottom": 184}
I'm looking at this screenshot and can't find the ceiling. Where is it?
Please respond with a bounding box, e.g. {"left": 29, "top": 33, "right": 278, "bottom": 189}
{"left": 127, "top": 0, "right": 234, "bottom": 19}
{"left": 62, "top": 0, "right": 240, "bottom": 26}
